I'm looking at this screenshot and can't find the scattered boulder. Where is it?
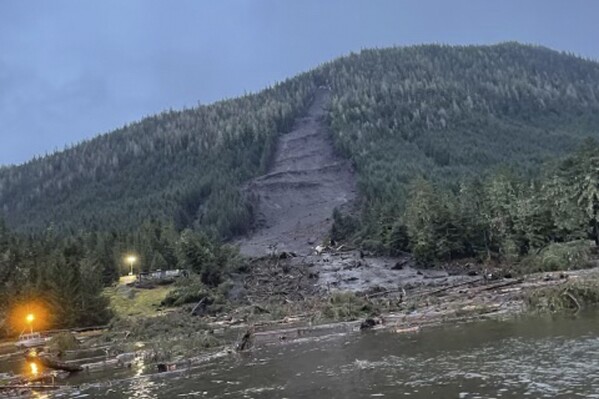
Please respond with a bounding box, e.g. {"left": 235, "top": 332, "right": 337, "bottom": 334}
{"left": 279, "top": 251, "right": 297, "bottom": 259}
{"left": 360, "top": 317, "right": 383, "bottom": 331}
{"left": 156, "top": 363, "right": 167, "bottom": 372}
{"left": 360, "top": 318, "right": 377, "bottom": 330}
{"left": 116, "top": 352, "right": 136, "bottom": 367}
{"left": 392, "top": 260, "right": 409, "bottom": 270}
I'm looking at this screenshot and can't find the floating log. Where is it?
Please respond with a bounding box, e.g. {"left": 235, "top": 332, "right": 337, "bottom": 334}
{"left": 0, "top": 384, "right": 61, "bottom": 390}
{"left": 81, "top": 358, "right": 120, "bottom": 372}
{"left": 394, "top": 326, "right": 420, "bottom": 334}
{"left": 25, "top": 353, "right": 83, "bottom": 373}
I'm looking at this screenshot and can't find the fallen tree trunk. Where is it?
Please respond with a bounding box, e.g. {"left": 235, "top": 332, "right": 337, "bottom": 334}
{"left": 417, "top": 278, "right": 482, "bottom": 298}
{"left": 481, "top": 278, "right": 524, "bottom": 292}
{"left": 25, "top": 353, "right": 83, "bottom": 373}
{"left": 0, "top": 384, "right": 61, "bottom": 390}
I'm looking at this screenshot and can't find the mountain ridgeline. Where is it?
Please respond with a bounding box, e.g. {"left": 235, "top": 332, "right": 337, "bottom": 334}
{"left": 2, "top": 43, "right": 599, "bottom": 240}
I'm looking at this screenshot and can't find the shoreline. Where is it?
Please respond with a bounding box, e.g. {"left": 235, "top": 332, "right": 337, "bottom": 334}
{"left": 2, "top": 264, "right": 598, "bottom": 396}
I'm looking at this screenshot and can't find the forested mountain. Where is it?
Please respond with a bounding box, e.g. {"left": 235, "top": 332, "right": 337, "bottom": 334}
{"left": 324, "top": 45, "right": 599, "bottom": 213}
{"left": 2, "top": 43, "right": 599, "bottom": 239}
{"left": 3, "top": 42, "right": 599, "bottom": 331}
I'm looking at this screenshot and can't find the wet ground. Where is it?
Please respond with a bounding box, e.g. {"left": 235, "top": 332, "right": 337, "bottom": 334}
{"left": 235, "top": 87, "right": 356, "bottom": 257}
{"left": 236, "top": 249, "right": 476, "bottom": 305}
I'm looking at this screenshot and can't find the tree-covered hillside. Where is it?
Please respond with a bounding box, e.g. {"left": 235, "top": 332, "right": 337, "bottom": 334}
{"left": 0, "top": 78, "right": 316, "bottom": 236}
{"left": 2, "top": 43, "right": 599, "bottom": 239}
{"left": 321, "top": 44, "right": 599, "bottom": 236}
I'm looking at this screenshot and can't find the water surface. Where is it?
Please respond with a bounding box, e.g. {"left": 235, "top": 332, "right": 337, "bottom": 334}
{"left": 37, "top": 312, "right": 599, "bottom": 398}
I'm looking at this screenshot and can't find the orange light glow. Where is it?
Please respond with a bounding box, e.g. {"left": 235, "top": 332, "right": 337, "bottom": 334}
{"left": 29, "top": 362, "right": 39, "bottom": 376}
{"left": 8, "top": 301, "right": 50, "bottom": 334}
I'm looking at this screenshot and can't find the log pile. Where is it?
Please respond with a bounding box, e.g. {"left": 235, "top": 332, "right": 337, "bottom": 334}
{"left": 242, "top": 257, "right": 322, "bottom": 303}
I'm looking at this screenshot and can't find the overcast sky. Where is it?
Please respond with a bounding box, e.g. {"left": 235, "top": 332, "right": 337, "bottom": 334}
{"left": 1, "top": 0, "right": 598, "bottom": 165}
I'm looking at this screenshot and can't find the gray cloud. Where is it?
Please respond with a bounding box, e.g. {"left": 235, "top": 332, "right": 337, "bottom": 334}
{"left": 1, "top": 0, "right": 598, "bottom": 165}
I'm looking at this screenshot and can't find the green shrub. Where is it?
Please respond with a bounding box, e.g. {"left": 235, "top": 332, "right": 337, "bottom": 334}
{"left": 160, "top": 275, "right": 231, "bottom": 314}
{"left": 331, "top": 208, "right": 360, "bottom": 242}
{"left": 361, "top": 239, "right": 386, "bottom": 254}
{"left": 48, "top": 332, "right": 80, "bottom": 352}
{"left": 162, "top": 287, "right": 210, "bottom": 307}
{"left": 321, "top": 292, "right": 376, "bottom": 321}
{"left": 520, "top": 240, "right": 591, "bottom": 273}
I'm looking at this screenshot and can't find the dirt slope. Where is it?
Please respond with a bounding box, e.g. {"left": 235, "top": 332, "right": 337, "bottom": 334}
{"left": 236, "top": 88, "right": 356, "bottom": 256}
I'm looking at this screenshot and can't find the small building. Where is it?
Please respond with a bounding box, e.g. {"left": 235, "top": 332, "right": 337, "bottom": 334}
{"left": 137, "top": 269, "right": 187, "bottom": 282}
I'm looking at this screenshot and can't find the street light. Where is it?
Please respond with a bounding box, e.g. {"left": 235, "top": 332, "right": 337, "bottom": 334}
{"left": 126, "top": 255, "right": 137, "bottom": 276}
{"left": 26, "top": 313, "right": 35, "bottom": 333}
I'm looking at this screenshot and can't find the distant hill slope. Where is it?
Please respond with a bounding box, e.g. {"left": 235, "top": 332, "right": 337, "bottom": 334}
{"left": 0, "top": 77, "right": 317, "bottom": 235}
{"left": 1, "top": 43, "right": 599, "bottom": 236}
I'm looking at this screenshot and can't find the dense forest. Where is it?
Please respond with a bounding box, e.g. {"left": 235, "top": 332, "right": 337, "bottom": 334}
{"left": 2, "top": 43, "right": 599, "bottom": 329}
{"left": 0, "top": 220, "right": 237, "bottom": 334}
{"left": 398, "top": 139, "right": 599, "bottom": 266}
{"left": 2, "top": 43, "right": 599, "bottom": 238}
{"left": 321, "top": 44, "right": 599, "bottom": 246}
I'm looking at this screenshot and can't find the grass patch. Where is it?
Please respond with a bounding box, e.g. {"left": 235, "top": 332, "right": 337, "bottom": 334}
{"left": 104, "top": 285, "right": 173, "bottom": 319}
{"left": 526, "top": 279, "right": 599, "bottom": 313}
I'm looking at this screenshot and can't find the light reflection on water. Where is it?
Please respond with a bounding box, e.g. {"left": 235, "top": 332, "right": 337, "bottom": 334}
{"left": 53, "top": 312, "right": 599, "bottom": 399}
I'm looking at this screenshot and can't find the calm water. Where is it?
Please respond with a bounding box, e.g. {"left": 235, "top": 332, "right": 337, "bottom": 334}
{"left": 31, "top": 312, "right": 599, "bottom": 398}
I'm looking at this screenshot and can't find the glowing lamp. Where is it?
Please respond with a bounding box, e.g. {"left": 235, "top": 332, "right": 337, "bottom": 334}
{"left": 126, "top": 255, "right": 138, "bottom": 276}
{"left": 29, "top": 362, "right": 39, "bottom": 376}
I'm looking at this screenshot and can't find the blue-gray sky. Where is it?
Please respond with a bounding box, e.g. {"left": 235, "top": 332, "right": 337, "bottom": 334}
{"left": 1, "top": 0, "right": 598, "bottom": 165}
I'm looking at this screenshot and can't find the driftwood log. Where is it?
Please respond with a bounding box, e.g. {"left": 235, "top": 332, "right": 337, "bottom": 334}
{"left": 25, "top": 352, "right": 83, "bottom": 373}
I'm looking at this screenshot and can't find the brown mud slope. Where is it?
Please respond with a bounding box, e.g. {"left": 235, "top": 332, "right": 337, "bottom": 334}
{"left": 236, "top": 88, "right": 356, "bottom": 256}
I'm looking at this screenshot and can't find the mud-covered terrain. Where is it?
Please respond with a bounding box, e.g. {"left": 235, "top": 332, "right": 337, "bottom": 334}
{"left": 232, "top": 88, "right": 470, "bottom": 294}
{"left": 236, "top": 88, "right": 356, "bottom": 257}
{"left": 237, "top": 249, "right": 477, "bottom": 304}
